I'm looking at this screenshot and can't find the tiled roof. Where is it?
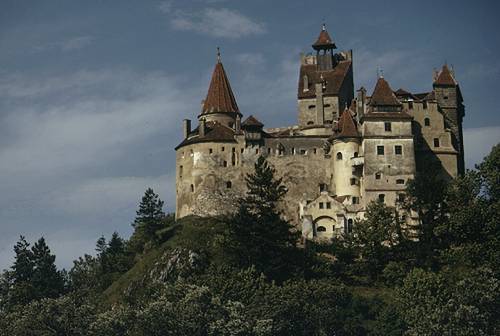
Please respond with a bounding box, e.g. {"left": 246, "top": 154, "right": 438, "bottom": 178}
{"left": 242, "top": 115, "right": 264, "bottom": 127}
{"left": 201, "top": 61, "right": 240, "bottom": 115}
{"left": 434, "top": 64, "right": 457, "bottom": 86}
{"left": 362, "top": 111, "right": 413, "bottom": 120}
{"left": 369, "top": 77, "right": 402, "bottom": 107}
{"left": 312, "top": 24, "right": 336, "bottom": 49}
{"left": 394, "top": 88, "right": 417, "bottom": 100}
{"left": 335, "top": 108, "right": 359, "bottom": 139}
{"left": 175, "top": 121, "right": 236, "bottom": 149}
{"left": 298, "top": 61, "right": 352, "bottom": 98}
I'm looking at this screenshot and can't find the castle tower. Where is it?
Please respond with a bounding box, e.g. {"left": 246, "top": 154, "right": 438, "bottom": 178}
{"left": 199, "top": 49, "right": 242, "bottom": 128}
{"left": 361, "top": 76, "right": 416, "bottom": 206}
{"left": 297, "top": 24, "right": 354, "bottom": 129}
{"left": 433, "top": 64, "right": 465, "bottom": 174}
{"left": 332, "top": 107, "right": 361, "bottom": 199}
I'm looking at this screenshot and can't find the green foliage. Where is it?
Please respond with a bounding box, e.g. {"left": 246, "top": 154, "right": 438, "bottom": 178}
{"left": 396, "top": 267, "right": 500, "bottom": 335}
{"left": 225, "top": 156, "right": 300, "bottom": 281}
{"left": 130, "top": 187, "right": 166, "bottom": 253}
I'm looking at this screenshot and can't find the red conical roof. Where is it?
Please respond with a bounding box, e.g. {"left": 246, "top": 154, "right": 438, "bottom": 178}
{"left": 335, "top": 108, "right": 359, "bottom": 138}
{"left": 312, "top": 24, "right": 336, "bottom": 50}
{"left": 202, "top": 59, "right": 239, "bottom": 115}
{"left": 242, "top": 115, "right": 263, "bottom": 127}
{"left": 369, "top": 77, "right": 401, "bottom": 107}
{"left": 434, "top": 64, "right": 457, "bottom": 86}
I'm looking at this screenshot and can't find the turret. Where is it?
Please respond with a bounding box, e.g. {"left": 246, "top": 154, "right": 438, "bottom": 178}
{"left": 199, "top": 48, "right": 242, "bottom": 128}
{"left": 433, "top": 64, "right": 465, "bottom": 174}
{"left": 332, "top": 108, "right": 361, "bottom": 198}
{"left": 312, "top": 23, "right": 337, "bottom": 71}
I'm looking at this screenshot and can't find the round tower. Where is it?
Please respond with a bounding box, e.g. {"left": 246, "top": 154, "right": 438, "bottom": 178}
{"left": 332, "top": 108, "right": 361, "bottom": 198}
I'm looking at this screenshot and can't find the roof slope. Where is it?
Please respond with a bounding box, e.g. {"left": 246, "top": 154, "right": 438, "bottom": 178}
{"left": 313, "top": 25, "right": 336, "bottom": 49}
{"left": 242, "top": 115, "right": 264, "bottom": 127}
{"left": 434, "top": 64, "right": 457, "bottom": 86}
{"left": 298, "top": 61, "right": 352, "bottom": 99}
{"left": 202, "top": 61, "right": 240, "bottom": 115}
{"left": 369, "top": 77, "right": 402, "bottom": 106}
{"left": 335, "top": 109, "right": 359, "bottom": 138}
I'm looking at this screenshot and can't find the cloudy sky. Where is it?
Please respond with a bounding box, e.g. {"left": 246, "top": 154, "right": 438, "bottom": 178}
{"left": 1, "top": 0, "right": 499, "bottom": 269}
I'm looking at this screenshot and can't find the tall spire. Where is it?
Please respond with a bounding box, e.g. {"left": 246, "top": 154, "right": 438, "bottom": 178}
{"left": 201, "top": 48, "right": 240, "bottom": 116}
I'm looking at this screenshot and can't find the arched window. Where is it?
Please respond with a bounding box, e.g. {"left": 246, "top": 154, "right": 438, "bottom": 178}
{"left": 336, "top": 152, "right": 343, "bottom": 160}
{"left": 378, "top": 194, "right": 385, "bottom": 203}
{"left": 424, "top": 117, "right": 430, "bottom": 126}
{"left": 317, "top": 226, "right": 326, "bottom": 232}
{"left": 353, "top": 152, "right": 358, "bottom": 157}
{"left": 350, "top": 178, "right": 357, "bottom": 186}
{"left": 226, "top": 181, "right": 232, "bottom": 189}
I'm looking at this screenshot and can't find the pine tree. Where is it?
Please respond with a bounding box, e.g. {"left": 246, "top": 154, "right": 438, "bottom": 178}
{"left": 227, "top": 156, "right": 299, "bottom": 280}
{"left": 130, "top": 188, "right": 165, "bottom": 252}
{"left": 9, "top": 236, "right": 35, "bottom": 306}
{"left": 31, "top": 237, "right": 64, "bottom": 299}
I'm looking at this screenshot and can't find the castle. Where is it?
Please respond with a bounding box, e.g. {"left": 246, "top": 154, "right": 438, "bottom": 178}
{"left": 175, "top": 25, "right": 465, "bottom": 239}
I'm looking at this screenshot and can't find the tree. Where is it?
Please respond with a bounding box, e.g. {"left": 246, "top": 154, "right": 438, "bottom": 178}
{"left": 351, "top": 202, "right": 404, "bottom": 277}
{"left": 31, "top": 237, "right": 65, "bottom": 300}
{"left": 7, "top": 236, "right": 35, "bottom": 307}
{"left": 226, "top": 156, "right": 299, "bottom": 281}
{"left": 130, "top": 188, "right": 166, "bottom": 252}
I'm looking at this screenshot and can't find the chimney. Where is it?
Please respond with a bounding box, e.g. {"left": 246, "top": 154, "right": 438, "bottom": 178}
{"left": 235, "top": 115, "right": 241, "bottom": 133}
{"left": 199, "top": 118, "right": 206, "bottom": 137}
{"left": 183, "top": 119, "right": 191, "bottom": 139}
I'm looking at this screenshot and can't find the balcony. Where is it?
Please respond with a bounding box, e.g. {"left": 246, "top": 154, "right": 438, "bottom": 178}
{"left": 350, "top": 156, "right": 364, "bottom": 166}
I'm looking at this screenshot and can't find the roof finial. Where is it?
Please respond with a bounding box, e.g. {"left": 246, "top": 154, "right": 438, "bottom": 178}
{"left": 216, "top": 46, "right": 221, "bottom": 63}
{"left": 377, "top": 66, "right": 384, "bottom": 78}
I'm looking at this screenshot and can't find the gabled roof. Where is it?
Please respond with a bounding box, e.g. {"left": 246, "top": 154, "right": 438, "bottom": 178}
{"left": 242, "top": 115, "right": 264, "bottom": 127}
{"left": 201, "top": 60, "right": 240, "bottom": 115}
{"left": 369, "top": 77, "right": 402, "bottom": 107}
{"left": 175, "top": 121, "right": 237, "bottom": 149}
{"left": 394, "top": 88, "right": 417, "bottom": 100}
{"left": 298, "top": 60, "right": 352, "bottom": 99}
{"left": 434, "top": 64, "right": 457, "bottom": 86}
{"left": 335, "top": 108, "right": 359, "bottom": 139}
{"left": 312, "top": 24, "right": 336, "bottom": 50}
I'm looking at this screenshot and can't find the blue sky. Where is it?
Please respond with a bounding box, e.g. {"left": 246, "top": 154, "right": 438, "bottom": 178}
{"left": 0, "top": 0, "right": 499, "bottom": 269}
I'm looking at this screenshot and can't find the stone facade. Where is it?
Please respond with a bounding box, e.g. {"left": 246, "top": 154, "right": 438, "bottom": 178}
{"left": 174, "top": 26, "right": 465, "bottom": 240}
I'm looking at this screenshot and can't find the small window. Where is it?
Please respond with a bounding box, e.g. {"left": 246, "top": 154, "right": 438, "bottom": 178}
{"left": 375, "top": 172, "right": 382, "bottom": 180}
{"left": 350, "top": 178, "right": 357, "bottom": 185}
{"left": 434, "top": 138, "right": 440, "bottom": 147}
{"left": 353, "top": 152, "right": 358, "bottom": 158}
{"left": 221, "top": 146, "right": 225, "bottom": 152}
{"left": 326, "top": 202, "right": 331, "bottom": 209}
{"left": 352, "top": 197, "right": 359, "bottom": 205}
{"left": 325, "top": 120, "right": 333, "bottom": 124}
{"left": 300, "top": 149, "right": 307, "bottom": 155}
{"left": 324, "top": 104, "right": 331, "bottom": 108}
{"left": 319, "top": 183, "right": 327, "bottom": 192}
{"left": 226, "top": 181, "right": 232, "bottom": 189}
{"left": 308, "top": 105, "right": 316, "bottom": 109}
{"left": 424, "top": 118, "right": 430, "bottom": 126}
{"left": 396, "top": 179, "right": 405, "bottom": 185}
{"left": 378, "top": 194, "right": 385, "bottom": 203}
{"left": 307, "top": 121, "right": 314, "bottom": 125}
{"left": 267, "top": 148, "right": 272, "bottom": 154}
{"left": 444, "top": 96, "right": 449, "bottom": 100}
{"left": 232, "top": 147, "right": 236, "bottom": 153}
{"left": 377, "top": 146, "right": 384, "bottom": 155}
{"left": 317, "top": 226, "right": 326, "bottom": 232}
{"left": 223, "top": 161, "right": 228, "bottom": 167}
{"left": 190, "top": 184, "right": 194, "bottom": 192}
{"left": 313, "top": 148, "right": 317, "bottom": 154}
{"left": 241, "top": 148, "right": 244, "bottom": 153}
{"left": 395, "top": 145, "right": 402, "bottom": 155}
{"left": 423, "top": 101, "right": 428, "bottom": 109}
{"left": 255, "top": 148, "right": 259, "bottom": 154}
{"left": 347, "top": 219, "right": 353, "bottom": 233}
{"left": 336, "top": 152, "right": 343, "bottom": 160}
{"left": 209, "top": 148, "right": 213, "bottom": 154}
{"left": 179, "top": 165, "right": 183, "bottom": 178}
{"left": 408, "top": 101, "right": 413, "bottom": 109}
{"left": 319, "top": 202, "right": 324, "bottom": 209}
{"left": 398, "top": 193, "right": 405, "bottom": 202}
{"left": 384, "top": 122, "right": 392, "bottom": 132}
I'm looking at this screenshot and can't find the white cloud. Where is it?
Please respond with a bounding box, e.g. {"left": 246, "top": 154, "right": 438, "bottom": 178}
{"left": 464, "top": 126, "right": 500, "bottom": 169}
{"left": 235, "top": 52, "right": 265, "bottom": 66}
{"left": 168, "top": 7, "right": 266, "bottom": 38}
